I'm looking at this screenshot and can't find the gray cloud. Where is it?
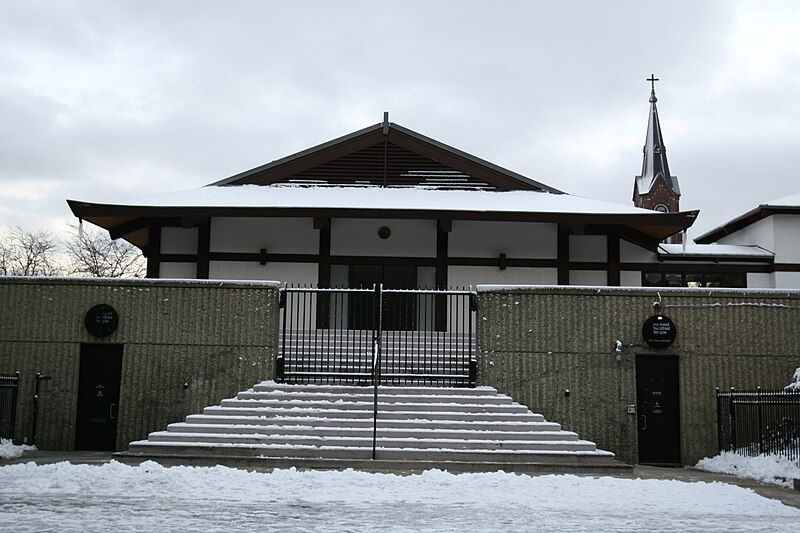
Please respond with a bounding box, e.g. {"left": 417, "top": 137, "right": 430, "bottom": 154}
{"left": 1, "top": 0, "right": 799, "bottom": 239}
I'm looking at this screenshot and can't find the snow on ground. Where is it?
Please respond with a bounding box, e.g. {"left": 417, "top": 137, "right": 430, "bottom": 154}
{"left": 0, "top": 439, "right": 35, "bottom": 461}
{"left": 696, "top": 451, "right": 800, "bottom": 488}
{"left": 0, "top": 461, "right": 798, "bottom": 532}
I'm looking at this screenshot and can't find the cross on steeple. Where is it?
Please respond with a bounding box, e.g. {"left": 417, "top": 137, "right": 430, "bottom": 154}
{"left": 647, "top": 74, "right": 659, "bottom": 102}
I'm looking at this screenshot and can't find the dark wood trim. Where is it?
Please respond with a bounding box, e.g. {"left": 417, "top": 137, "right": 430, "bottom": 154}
{"left": 436, "top": 221, "right": 449, "bottom": 289}
{"left": 109, "top": 217, "right": 182, "bottom": 240}
{"left": 557, "top": 224, "right": 569, "bottom": 285}
{"left": 607, "top": 235, "right": 620, "bottom": 286}
{"left": 196, "top": 219, "right": 210, "bottom": 279}
{"left": 158, "top": 251, "right": 795, "bottom": 276}
{"left": 145, "top": 227, "right": 161, "bottom": 278}
{"left": 317, "top": 218, "right": 331, "bottom": 288}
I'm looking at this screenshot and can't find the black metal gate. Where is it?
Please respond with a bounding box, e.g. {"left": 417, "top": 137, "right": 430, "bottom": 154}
{"left": 0, "top": 371, "right": 20, "bottom": 441}
{"left": 277, "top": 286, "right": 477, "bottom": 387}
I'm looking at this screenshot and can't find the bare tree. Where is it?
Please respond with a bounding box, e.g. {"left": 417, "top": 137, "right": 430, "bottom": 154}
{"left": 65, "top": 224, "right": 145, "bottom": 278}
{"left": 0, "top": 227, "right": 62, "bottom": 276}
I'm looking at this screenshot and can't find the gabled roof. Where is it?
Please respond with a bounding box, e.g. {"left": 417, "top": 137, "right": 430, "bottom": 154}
{"left": 634, "top": 88, "right": 680, "bottom": 197}
{"left": 67, "top": 185, "right": 700, "bottom": 249}
{"left": 211, "top": 117, "right": 564, "bottom": 193}
{"left": 694, "top": 193, "right": 800, "bottom": 243}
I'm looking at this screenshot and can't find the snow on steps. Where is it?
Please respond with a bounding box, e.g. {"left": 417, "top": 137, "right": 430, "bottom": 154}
{"left": 126, "top": 382, "right": 618, "bottom": 468}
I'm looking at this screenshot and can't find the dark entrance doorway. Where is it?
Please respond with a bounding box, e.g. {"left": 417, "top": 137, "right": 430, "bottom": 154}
{"left": 349, "top": 265, "right": 417, "bottom": 330}
{"left": 75, "top": 344, "right": 123, "bottom": 451}
{"left": 635, "top": 355, "right": 681, "bottom": 464}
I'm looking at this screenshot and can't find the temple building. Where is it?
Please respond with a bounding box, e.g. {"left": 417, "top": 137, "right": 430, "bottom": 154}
{"left": 67, "top": 84, "right": 800, "bottom": 290}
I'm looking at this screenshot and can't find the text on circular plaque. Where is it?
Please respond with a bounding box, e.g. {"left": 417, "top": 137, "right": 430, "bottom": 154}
{"left": 84, "top": 304, "right": 119, "bottom": 338}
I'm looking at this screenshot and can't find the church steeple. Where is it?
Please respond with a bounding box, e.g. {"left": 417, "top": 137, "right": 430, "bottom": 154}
{"left": 633, "top": 75, "right": 682, "bottom": 243}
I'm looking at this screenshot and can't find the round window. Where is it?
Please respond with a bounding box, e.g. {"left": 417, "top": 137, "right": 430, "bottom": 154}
{"left": 654, "top": 204, "right": 668, "bottom": 213}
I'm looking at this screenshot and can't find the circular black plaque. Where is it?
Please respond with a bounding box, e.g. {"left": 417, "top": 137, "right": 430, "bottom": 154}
{"left": 84, "top": 304, "right": 119, "bottom": 338}
{"left": 642, "top": 314, "right": 676, "bottom": 349}
{"left": 378, "top": 226, "right": 391, "bottom": 239}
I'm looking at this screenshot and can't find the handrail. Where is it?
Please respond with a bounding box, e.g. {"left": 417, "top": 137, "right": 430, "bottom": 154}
{"left": 372, "top": 283, "right": 383, "bottom": 461}
{"left": 371, "top": 283, "right": 382, "bottom": 460}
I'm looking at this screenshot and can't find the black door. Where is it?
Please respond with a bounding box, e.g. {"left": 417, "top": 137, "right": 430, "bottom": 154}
{"left": 75, "top": 344, "right": 123, "bottom": 451}
{"left": 349, "top": 265, "right": 417, "bottom": 330}
{"left": 636, "top": 355, "right": 680, "bottom": 464}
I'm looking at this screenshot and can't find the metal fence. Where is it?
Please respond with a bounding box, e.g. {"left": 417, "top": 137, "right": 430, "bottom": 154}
{"left": 278, "top": 285, "right": 477, "bottom": 386}
{"left": 716, "top": 388, "right": 800, "bottom": 463}
{"left": 0, "top": 371, "right": 20, "bottom": 441}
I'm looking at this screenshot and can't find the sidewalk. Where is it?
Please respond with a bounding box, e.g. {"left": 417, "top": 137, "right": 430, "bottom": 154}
{"left": 4, "top": 450, "right": 799, "bottom": 509}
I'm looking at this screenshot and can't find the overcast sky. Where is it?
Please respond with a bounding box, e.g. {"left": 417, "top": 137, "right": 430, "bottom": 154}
{"left": 1, "top": 1, "right": 799, "bottom": 240}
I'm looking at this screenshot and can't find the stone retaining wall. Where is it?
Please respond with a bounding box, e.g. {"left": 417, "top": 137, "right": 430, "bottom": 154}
{"left": 476, "top": 286, "right": 800, "bottom": 464}
{"left": 0, "top": 277, "right": 279, "bottom": 451}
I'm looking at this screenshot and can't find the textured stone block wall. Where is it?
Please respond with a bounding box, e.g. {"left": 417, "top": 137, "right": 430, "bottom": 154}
{"left": 476, "top": 286, "right": 800, "bottom": 464}
{"left": 0, "top": 278, "right": 280, "bottom": 451}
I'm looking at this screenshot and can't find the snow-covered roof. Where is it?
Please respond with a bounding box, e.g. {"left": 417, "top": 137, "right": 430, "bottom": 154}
{"left": 658, "top": 243, "right": 773, "bottom": 259}
{"left": 763, "top": 192, "right": 800, "bottom": 207}
{"left": 102, "top": 185, "right": 663, "bottom": 215}
{"left": 695, "top": 191, "right": 800, "bottom": 244}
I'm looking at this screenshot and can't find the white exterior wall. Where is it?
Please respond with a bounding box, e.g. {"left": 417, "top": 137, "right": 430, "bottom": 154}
{"left": 620, "top": 239, "right": 659, "bottom": 263}
{"left": 211, "top": 217, "right": 317, "bottom": 254}
{"left": 718, "top": 217, "right": 775, "bottom": 252}
{"left": 747, "top": 272, "right": 775, "bottom": 288}
{"left": 773, "top": 215, "right": 800, "bottom": 264}
{"left": 209, "top": 261, "right": 317, "bottom": 284}
{"left": 569, "top": 235, "right": 607, "bottom": 262}
{"left": 570, "top": 270, "right": 607, "bottom": 286}
{"left": 449, "top": 221, "right": 556, "bottom": 258}
{"left": 159, "top": 262, "right": 197, "bottom": 278}
{"left": 155, "top": 217, "right": 735, "bottom": 289}
{"left": 331, "top": 219, "right": 436, "bottom": 257}
{"left": 448, "top": 266, "right": 557, "bottom": 287}
{"left": 621, "top": 271, "right": 642, "bottom": 286}
{"left": 161, "top": 227, "right": 198, "bottom": 254}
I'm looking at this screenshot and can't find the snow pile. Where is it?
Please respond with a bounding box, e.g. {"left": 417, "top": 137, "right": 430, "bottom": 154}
{"left": 696, "top": 451, "right": 800, "bottom": 487}
{"left": 785, "top": 367, "right": 800, "bottom": 392}
{"left": 0, "top": 439, "right": 35, "bottom": 461}
{"left": 0, "top": 461, "right": 798, "bottom": 531}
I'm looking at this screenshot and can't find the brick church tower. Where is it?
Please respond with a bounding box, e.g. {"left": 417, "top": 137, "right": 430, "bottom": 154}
{"left": 633, "top": 75, "right": 682, "bottom": 244}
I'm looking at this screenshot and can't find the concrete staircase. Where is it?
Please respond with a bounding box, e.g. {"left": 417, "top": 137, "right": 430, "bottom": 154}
{"left": 126, "top": 382, "right": 621, "bottom": 471}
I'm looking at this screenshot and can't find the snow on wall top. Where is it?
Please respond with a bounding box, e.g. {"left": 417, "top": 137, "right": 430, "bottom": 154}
{"left": 109, "top": 185, "right": 661, "bottom": 216}
{"left": 658, "top": 243, "right": 773, "bottom": 257}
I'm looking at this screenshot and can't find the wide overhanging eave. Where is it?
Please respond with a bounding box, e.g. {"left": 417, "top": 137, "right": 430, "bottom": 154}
{"left": 68, "top": 200, "right": 699, "bottom": 245}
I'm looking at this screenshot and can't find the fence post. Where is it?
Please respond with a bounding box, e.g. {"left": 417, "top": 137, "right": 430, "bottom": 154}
{"left": 757, "top": 386, "right": 763, "bottom": 455}
{"left": 715, "top": 388, "right": 722, "bottom": 453}
{"left": 278, "top": 288, "right": 288, "bottom": 382}
{"left": 729, "top": 387, "right": 736, "bottom": 452}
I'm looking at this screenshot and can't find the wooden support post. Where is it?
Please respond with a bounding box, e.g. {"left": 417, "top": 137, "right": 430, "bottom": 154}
{"left": 607, "top": 235, "right": 620, "bottom": 286}
{"left": 435, "top": 220, "right": 450, "bottom": 331}
{"left": 196, "top": 219, "right": 211, "bottom": 279}
{"left": 315, "top": 217, "right": 331, "bottom": 328}
{"left": 557, "top": 224, "right": 570, "bottom": 285}
{"left": 146, "top": 226, "right": 161, "bottom": 279}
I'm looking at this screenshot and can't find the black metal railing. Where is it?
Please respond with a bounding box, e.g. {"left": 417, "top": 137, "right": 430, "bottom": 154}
{"left": 716, "top": 387, "right": 800, "bottom": 463}
{"left": 0, "top": 371, "right": 20, "bottom": 441}
{"left": 277, "top": 285, "right": 477, "bottom": 387}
